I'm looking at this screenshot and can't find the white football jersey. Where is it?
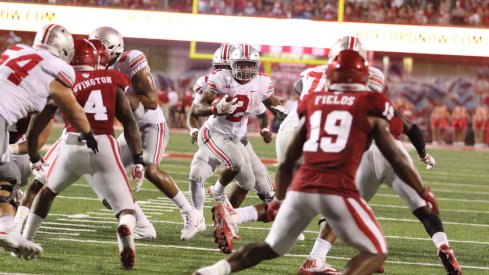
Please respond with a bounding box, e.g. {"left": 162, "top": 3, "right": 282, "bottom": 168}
{"left": 109, "top": 49, "right": 165, "bottom": 126}
{"left": 0, "top": 44, "right": 75, "bottom": 126}
{"left": 203, "top": 70, "right": 273, "bottom": 138}
{"left": 279, "top": 65, "right": 384, "bottom": 131}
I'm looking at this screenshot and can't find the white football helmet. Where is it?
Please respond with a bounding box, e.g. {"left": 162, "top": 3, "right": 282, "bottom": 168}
{"left": 88, "top": 27, "right": 124, "bottom": 61}
{"left": 33, "top": 24, "right": 74, "bottom": 63}
{"left": 328, "top": 36, "right": 367, "bottom": 63}
{"left": 212, "top": 44, "right": 235, "bottom": 70}
{"left": 230, "top": 44, "right": 261, "bottom": 81}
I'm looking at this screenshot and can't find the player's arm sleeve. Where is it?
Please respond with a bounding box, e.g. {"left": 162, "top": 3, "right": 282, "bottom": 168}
{"left": 52, "top": 62, "right": 76, "bottom": 88}
{"left": 127, "top": 50, "right": 149, "bottom": 79}
{"left": 367, "top": 67, "right": 385, "bottom": 93}
{"left": 206, "top": 73, "right": 223, "bottom": 94}
{"left": 367, "top": 92, "right": 394, "bottom": 121}
{"left": 262, "top": 78, "right": 275, "bottom": 100}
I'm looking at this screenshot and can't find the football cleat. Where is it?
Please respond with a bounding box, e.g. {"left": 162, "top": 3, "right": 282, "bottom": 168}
{"left": 0, "top": 223, "right": 42, "bottom": 260}
{"left": 117, "top": 224, "right": 135, "bottom": 269}
{"left": 208, "top": 185, "right": 239, "bottom": 234}
{"left": 298, "top": 257, "right": 339, "bottom": 275}
{"left": 180, "top": 209, "right": 205, "bottom": 241}
{"left": 134, "top": 222, "right": 156, "bottom": 240}
{"left": 211, "top": 204, "right": 236, "bottom": 254}
{"left": 438, "top": 245, "right": 462, "bottom": 275}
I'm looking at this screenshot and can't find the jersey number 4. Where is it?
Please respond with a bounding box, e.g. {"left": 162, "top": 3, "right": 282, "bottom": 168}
{"left": 84, "top": 90, "right": 108, "bottom": 121}
{"left": 303, "top": 110, "right": 353, "bottom": 153}
{"left": 0, "top": 50, "right": 43, "bottom": 86}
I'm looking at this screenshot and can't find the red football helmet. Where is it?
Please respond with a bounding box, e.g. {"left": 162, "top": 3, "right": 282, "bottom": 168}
{"left": 70, "top": 39, "right": 98, "bottom": 70}
{"left": 88, "top": 39, "right": 109, "bottom": 69}
{"left": 326, "top": 50, "right": 369, "bottom": 89}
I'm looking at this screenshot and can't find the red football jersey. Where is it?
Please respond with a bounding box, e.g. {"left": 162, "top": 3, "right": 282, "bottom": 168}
{"left": 290, "top": 91, "right": 394, "bottom": 198}
{"left": 9, "top": 116, "right": 31, "bottom": 144}
{"left": 65, "top": 70, "right": 130, "bottom": 136}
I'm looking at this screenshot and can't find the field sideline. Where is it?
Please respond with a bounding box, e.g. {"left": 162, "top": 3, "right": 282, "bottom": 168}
{"left": 0, "top": 128, "right": 488, "bottom": 274}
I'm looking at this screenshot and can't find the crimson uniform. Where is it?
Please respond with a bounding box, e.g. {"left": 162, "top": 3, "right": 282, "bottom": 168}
{"left": 46, "top": 70, "right": 134, "bottom": 215}
{"left": 266, "top": 91, "right": 391, "bottom": 256}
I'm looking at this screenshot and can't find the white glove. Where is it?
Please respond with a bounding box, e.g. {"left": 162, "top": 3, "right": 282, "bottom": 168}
{"left": 420, "top": 154, "right": 436, "bottom": 170}
{"left": 271, "top": 105, "right": 288, "bottom": 120}
{"left": 9, "top": 144, "right": 19, "bottom": 155}
{"left": 30, "top": 158, "right": 49, "bottom": 179}
{"left": 214, "top": 95, "right": 238, "bottom": 115}
{"left": 131, "top": 164, "right": 145, "bottom": 192}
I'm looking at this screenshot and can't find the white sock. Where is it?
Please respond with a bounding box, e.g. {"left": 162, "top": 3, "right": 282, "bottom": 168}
{"left": 213, "top": 259, "right": 231, "bottom": 275}
{"left": 432, "top": 232, "right": 449, "bottom": 249}
{"left": 119, "top": 214, "right": 136, "bottom": 232}
{"left": 14, "top": 205, "right": 30, "bottom": 231}
{"left": 309, "top": 238, "right": 332, "bottom": 261}
{"left": 23, "top": 213, "right": 44, "bottom": 241}
{"left": 235, "top": 206, "right": 258, "bottom": 224}
{"left": 189, "top": 180, "right": 205, "bottom": 215}
{"left": 213, "top": 180, "right": 226, "bottom": 193}
{"left": 118, "top": 214, "right": 136, "bottom": 252}
{"left": 133, "top": 202, "right": 150, "bottom": 225}
{"left": 171, "top": 192, "right": 192, "bottom": 212}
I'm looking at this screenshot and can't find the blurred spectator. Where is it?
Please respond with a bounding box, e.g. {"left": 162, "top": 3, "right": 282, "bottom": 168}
{"left": 167, "top": 87, "right": 179, "bottom": 128}
{"left": 431, "top": 105, "right": 450, "bottom": 145}
{"left": 451, "top": 105, "right": 468, "bottom": 146}
{"left": 472, "top": 106, "right": 487, "bottom": 147}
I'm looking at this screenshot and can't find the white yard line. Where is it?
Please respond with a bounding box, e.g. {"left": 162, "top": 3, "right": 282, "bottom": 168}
{"left": 38, "top": 231, "right": 79, "bottom": 236}
{"left": 48, "top": 237, "right": 489, "bottom": 271}
{"left": 374, "top": 193, "right": 489, "bottom": 203}
{"left": 51, "top": 215, "right": 489, "bottom": 245}
{"left": 369, "top": 203, "right": 489, "bottom": 214}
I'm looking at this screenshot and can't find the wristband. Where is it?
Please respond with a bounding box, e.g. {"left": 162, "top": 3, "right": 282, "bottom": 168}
{"left": 9, "top": 144, "right": 19, "bottom": 155}
{"left": 190, "top": 128, "right": 199, "bottom": 136}
{"left": 132, "top": 152, "right": 144, "bottom": 165}
{"left": 261, "top": 128, "right": 270, "bottom": 133}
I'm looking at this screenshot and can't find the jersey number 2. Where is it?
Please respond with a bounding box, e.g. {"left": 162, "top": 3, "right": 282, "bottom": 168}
{"left": 84, "top": 90, "right": 108, "bottom": 121}
{"left": 303, "top": 110, "right": 353, "bottom": 153}
{"left": 225, "top": 95, "right": 249, "bottom": 122}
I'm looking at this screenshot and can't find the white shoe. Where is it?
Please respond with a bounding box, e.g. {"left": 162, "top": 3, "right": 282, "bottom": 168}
{"left": 0, "top": 221, "right": 42, "bottom": 260}
{"left": 133, "top": 222, "right": 156, "bottom": 240}
{"left": 117, "top": 224, "right": 135, "bottom": 269}
{"left": 298, "top": 257, "right": 338, "bottom": 274}
{"left": 197, "top": 216, "right": 206, "bottom": 232}
{"left": 180, "top": 209, "right": 204, "bottom": 241}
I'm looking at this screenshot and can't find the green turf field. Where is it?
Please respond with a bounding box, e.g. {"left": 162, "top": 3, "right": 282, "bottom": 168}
{"left": 1, "top": 129, "right": 488, "bottom": 274}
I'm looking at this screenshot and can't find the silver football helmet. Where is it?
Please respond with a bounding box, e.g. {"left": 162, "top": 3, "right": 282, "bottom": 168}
{"left": 230, "top": 44, "right": 261, "bottom": 81}
{"left": 212, "top": 44, "right": 235, "bottom": 70}
{"left": 328, "top": 36, "right": 367, "bottom": 63}
{"left": 32, "top": 24, "right": 74, "bottom": 63}
{"left": 88, "top": 27, "right": 124, "bottom": 61}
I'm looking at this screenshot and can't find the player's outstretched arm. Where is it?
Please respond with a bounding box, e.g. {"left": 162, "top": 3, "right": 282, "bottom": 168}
{"left": 26, "top": 101, "right": 58, "bottom": 162}
{"left": 263, "top": 95, "right": 288, "bottom": 120}
{"left": 257, "top": 110, "right": 272, "bottom": 143}
{"left": 15, "top": 118, "right": 54, "bottom": 155}
{"left": 186, "top": 104, "right": 201, "bottom": 144}
{"left": 116, "top": 88, "right": 143, "bottom": 157}
{"left": 371, "top": 116, "right": 424, "bottom": 193}
{"left": 131, "top": 67, "right": 159, "bottom": 110}
{"left": 49, "top": 79, "right": 92, "bottom": 135}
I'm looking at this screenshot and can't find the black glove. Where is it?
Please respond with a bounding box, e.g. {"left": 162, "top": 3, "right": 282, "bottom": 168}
{"left": 79, "top": 131, "right": 99, "bottom": 153}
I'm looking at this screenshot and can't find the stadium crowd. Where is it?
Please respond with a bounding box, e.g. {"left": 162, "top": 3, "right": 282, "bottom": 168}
{"left": 15, "top": 0, "right": 489, "bottom": 27}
